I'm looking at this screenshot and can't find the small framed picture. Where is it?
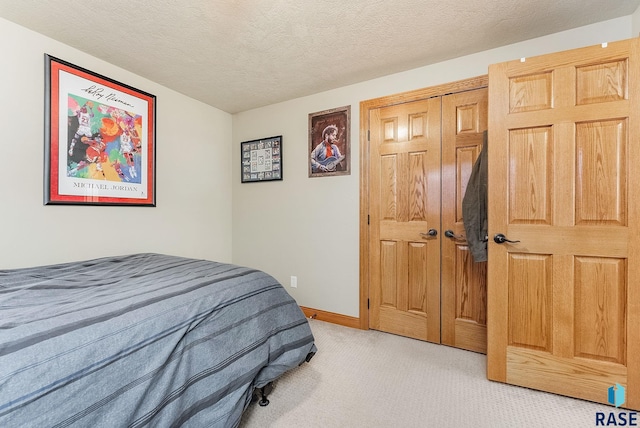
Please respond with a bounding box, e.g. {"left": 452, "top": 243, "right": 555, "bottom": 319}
{"left": 309, "top": 105, "right": 350, "bottom": 177}
{"left": 44, "top": 54, "right": 156, "bottom": 206}
{"left": 241, "top": 136, "right": 283, "bottom": 183}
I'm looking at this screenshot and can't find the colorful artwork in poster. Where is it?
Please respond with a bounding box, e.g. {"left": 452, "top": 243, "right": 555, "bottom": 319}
{"left": 45, "top": 55, "right": 156, "bottom": 206}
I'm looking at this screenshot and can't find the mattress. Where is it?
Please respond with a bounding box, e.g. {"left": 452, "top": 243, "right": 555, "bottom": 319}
{"left": 0, "top": 253, "right": 316, "bottom": 427}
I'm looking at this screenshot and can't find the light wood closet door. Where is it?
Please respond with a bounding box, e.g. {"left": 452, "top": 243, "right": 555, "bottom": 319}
{"left": 487, "top": 38, "right": 640, "bottom": 409}
{"left": 441, "top": 88, "right": 488, "bottom": 353}
{"left": 369, "top": 97, "right": 442, "bottom": 343}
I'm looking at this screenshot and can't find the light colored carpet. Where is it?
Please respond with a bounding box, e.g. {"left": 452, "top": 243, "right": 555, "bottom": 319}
{"left": 240, "top": 319, "right": 627, "bottom": 427}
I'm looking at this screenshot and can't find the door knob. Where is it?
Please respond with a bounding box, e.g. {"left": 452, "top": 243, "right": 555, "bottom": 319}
{"left": 444, "top": 230, "right": 465, "bottom": 240}
{"left": 493, "top": 233, "right": 520, "bottom": 244}
{"left": 420, "top": 229, "right": 438, "bottom": 238}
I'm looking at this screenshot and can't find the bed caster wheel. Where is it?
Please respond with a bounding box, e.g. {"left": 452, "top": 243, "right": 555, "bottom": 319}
{"left": 257, "top": 383, "right": 272, "bottom": 406}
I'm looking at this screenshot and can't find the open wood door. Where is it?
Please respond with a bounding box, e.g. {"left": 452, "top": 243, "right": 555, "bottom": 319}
{"left": 487, "top": 38, "right": 640, "bottom": 409}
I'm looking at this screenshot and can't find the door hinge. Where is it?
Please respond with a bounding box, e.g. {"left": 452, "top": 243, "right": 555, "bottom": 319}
{"left": 367, "top": 215, "right": 370, "bottom": 225}
{"left": 367, "top": 130, "right": 370, "bottom": 141}
{"left": 367, "top": 299, "right": 370, "bottom": 309}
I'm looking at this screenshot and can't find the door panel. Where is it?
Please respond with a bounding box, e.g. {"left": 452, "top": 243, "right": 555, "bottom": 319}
{"left": 441, "top": 88, "right": 488, "bottom": 353}
{"left": 369, "top": 98, "right": 441, "bottom": 343}
{"left": 487, "top": 38, "right": 640, "bottom": 409}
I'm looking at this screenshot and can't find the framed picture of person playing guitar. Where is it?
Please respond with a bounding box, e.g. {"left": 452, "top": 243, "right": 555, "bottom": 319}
{"left": 309, "top": 105, "right": 350, "bottom": 178}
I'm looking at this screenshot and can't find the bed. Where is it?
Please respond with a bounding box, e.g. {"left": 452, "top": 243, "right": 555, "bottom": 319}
{"left": 0, "top": 253, "right": 316, "bottom": 428}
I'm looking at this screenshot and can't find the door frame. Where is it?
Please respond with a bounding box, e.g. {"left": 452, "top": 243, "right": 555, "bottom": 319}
{"left": 359, "top": 75, "right": 489, "bottom": 330}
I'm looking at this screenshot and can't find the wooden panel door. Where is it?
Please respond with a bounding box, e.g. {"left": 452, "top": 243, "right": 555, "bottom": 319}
{"left": 369, "top": 97, "right": 442, "bottom": 342}
{"left": 487, "top": 38, "right": 640, "bottom": 409}
{"left": 441, "top": 88, "right": 488, "bottom": 353}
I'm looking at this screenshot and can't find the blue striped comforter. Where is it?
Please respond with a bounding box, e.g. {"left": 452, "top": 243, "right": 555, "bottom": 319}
{"left": 0, "top": 253, "right": 316, "bottom": 427}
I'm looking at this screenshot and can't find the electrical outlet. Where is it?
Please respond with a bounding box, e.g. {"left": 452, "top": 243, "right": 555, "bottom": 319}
{"left": 290, "top": 276, "right": 297, "bottom": 288}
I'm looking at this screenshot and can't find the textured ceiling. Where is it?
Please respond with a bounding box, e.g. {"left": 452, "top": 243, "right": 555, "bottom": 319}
{"left": 1, "top": 0, "right": 639, "bottom": 113}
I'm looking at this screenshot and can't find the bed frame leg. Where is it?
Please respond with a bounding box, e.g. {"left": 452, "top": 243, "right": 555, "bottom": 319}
{"left": 258, "top": 383, "right": 272, "bottom": 407}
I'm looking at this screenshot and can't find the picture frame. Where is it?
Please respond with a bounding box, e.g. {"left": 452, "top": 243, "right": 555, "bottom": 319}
{"left": 309, "top": 105, "right": 350, "bottom": 177}
{"left": 44, "top": 54, "right": 156, "bottom": 206}
{"left": 241, "top": 136, "right": 283, "bottom": 183}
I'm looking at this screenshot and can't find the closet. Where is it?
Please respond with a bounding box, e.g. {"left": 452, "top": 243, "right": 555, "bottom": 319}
{"left": 360, "top": 37, "right": 640, "bottom": 409}
{"left": 360, "top": 76, "right": 488, "bottom": 353}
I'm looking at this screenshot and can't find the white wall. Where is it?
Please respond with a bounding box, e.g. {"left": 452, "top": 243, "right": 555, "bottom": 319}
{"left": 634, "top": 5, "right": 640, "bottom": 36}
{"left": 1, "top": 13, "right": 637, "bottom": 318}
{"left": 0, "top": 17, "right": 233, "bottom": 268}
{"left": 232, "top": 16, "right": 635, "bottom": 318}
